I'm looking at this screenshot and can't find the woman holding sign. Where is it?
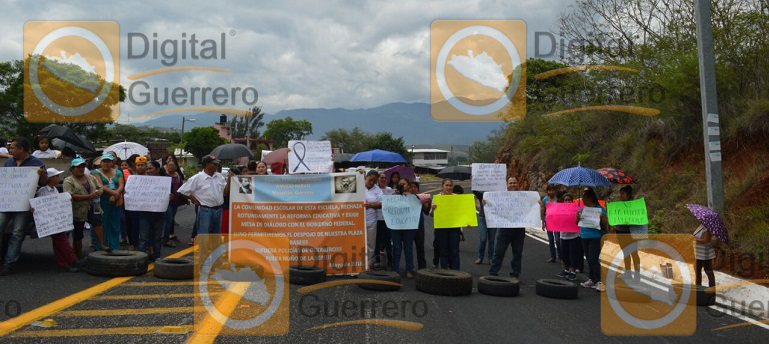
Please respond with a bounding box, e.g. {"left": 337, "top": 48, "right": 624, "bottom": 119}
{"left": 134, "top": 157, "right": 169, "bottom": 262}
{"left": 390, "top": 178, "right": 418, "bottom": 278}
{"left": 92, "top": 153, "right": 124, "bottom": 252}
{"left": 431, "top": 179, "right": 462, "bottom": 270}
{"left": 577, "top": 189, "right": 608, "bottom": 292}
{"left": 64, "top": 158, "right": 104, "bottom": 259}
{"left": 612, "top": 186, "right": 642, "bottom": 280}
{"left": 364, "top": 171, "right": 383, "bottom": 269}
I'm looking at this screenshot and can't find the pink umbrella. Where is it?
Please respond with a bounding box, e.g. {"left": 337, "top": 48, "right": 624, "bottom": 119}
{"left": 262, "top": 148, "right": 289, "bottom": 165}
{"left": 385, "top": 165, "right": 416, "bottom": 183}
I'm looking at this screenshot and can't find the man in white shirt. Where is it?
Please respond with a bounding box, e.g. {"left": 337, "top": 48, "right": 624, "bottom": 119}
{"left": 178, "top": 155, "right": 231, "bottom": 235}
{"left": 363, "top": 170, "right": 382, "bottom": 269}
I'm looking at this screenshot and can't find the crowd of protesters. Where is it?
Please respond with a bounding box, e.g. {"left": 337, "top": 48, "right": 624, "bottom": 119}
{"left": 3, "top": 136, "right": 717, "bottom": 293}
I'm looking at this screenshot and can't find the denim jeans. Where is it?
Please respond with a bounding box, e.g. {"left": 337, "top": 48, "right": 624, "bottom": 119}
{"left": 0, "top": 212, "right": 32, "bottom": 267}
{"left": 582, "top": 237, "right": 602, "bottom": 283}
{"left": 196, "top": 206, "right": 222, "bottom": 235}
{"left": 391, "top": 229, "right": 416, "bottom": 273}
{"left": 138, "top": 211, "right": 166, "bottom": 261}
{"left": 374, "top": 220, "right": 392, "bottom": 265}
{"left": 477, "top": 217, "right": 496, "bottom": 261}
{"left": 489, "top": 228, "right": 526, "bottom": 277}
{"left": 547, "top": 230, "right": 562, "bottom": 260}
{"left": 164, "top": 204, "right": 179, "bottom": 241}
{"left": 435, "top": 228, "right": 460, "bottom": 270}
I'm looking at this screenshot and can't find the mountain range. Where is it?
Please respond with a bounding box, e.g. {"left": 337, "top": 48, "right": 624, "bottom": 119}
{"left": 136, "top": 102, "right": 504, "bottom": 145}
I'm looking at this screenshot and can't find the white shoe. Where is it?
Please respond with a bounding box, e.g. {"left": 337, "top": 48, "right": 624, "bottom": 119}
{"left": 595, "top": 281, "right": 604, "bottom": 292}
{"left": 581, "top": 279, "right": 596, "bottom": 288}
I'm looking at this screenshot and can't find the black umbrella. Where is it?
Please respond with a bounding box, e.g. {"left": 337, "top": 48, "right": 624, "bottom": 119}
{"left": 437, "top": 166, "right": 472, "bottom": 180}
{"left": 210, "top": 143, "right": 253, "bottom": 160}
{"left": 38, "top": 124, "right": 96, "bottom": 153}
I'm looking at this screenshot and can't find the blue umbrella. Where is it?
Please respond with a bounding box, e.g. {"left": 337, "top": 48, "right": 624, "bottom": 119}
{"left": 350, "top": 149, "right": 407, "bottom": 163}
{"left": 548, "top": 166, "right": 612, "bottom": 187}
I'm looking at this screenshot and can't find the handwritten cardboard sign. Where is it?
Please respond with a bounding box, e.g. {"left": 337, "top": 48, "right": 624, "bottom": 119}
{"left": 471, "top": 163, "right": 507, "bottom": 192}
{"left": 483, "top": 191, "right": 541, "bottom": 228}
{"left": 288, "top": 140, "right": 333, "bottom": 174}
{"left": 0, "top": 167, "right": 39, "bottom": 212}
{"left": 578, "top": 206, "right": 603, "bottom": 229}
{"left": 382, "top": 195, "right": 422, "bottom": 230}
{"left": 124, "top": 175, "right": 172, "bottom": 212}
{"left": 545, "top": 203, "right": 580, "bottom": 232}
{"left": 607, "top": 198, "right": 649, "bottom": 225}
{"left": 30, "top": 192, "right": 74, "bottom": 237}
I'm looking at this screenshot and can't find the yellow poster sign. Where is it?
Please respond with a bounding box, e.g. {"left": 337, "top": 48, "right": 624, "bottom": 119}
{"left": 433, "top": 194, "right": 478, "bottom": 228}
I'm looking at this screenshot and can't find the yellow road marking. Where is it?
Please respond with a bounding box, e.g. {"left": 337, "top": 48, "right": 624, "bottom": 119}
{"left": 94, "top": 293, "right": 219, "bottom": 300}
{"left": 123, "top": 281, "right": 225, "bottom": 287}
{"left": 187, "top": 282, "right": 250, "bottom": 344}
{"left": 0, "top": 246, "right": 195, "bottom": 337}
{"left": 58, "top": 307, "right": 198, "bottom": 317}
{"left": 305, "top": 319, "right": 423, "bottom": 331}
{"left": 11, "top": 325, "right": 195, "bottom": 338}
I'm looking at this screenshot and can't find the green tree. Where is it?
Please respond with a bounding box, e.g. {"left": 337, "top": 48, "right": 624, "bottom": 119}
{"left": 0, "top": 58, "right": 126, "bottom": 143}
{"left": 184, "top": 127, "right": 227, "bottom": 160}
{"left": 228, "top": 106, "right": 266, "bottom": 139}
{"left": 321, "top": 127, "right": 371, "bottom": 153}
{"left": 263, "top": 116, "right": 313, "bottom": 147}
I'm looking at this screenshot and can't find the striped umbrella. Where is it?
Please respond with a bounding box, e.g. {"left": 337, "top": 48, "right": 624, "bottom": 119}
{"left": 547, "top": 166, "right": 612, "bottom": 187}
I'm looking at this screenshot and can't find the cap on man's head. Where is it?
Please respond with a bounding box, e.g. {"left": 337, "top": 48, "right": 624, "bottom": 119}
{"left": 101, "top": 153, "right": 115, "bottom": 161}
{"left": 46, "top": 168, "right": 64, "bottom": 178}
{"left": 201, "top": 155, "right": 220, "bottom": 166}
{"left": 71, "top": 158, "right": 87, "bottom": 167}
{"left": 135, "top": 156, "right": 148, "bottom": 164}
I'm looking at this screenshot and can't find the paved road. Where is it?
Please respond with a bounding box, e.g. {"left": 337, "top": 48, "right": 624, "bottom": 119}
{"left": 1, "top": 180, "right": 766, "bottom": 343}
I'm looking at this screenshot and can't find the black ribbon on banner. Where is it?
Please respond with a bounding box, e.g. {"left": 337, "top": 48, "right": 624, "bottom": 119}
{"left": 292, "top": 141, "right": 310, "bottom": 172}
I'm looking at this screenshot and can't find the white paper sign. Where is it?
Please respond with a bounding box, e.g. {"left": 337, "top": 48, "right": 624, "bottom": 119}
{"left": 483, "top": 191, "right": 541, "bottom": 228}
{"left": 0, "top": 167, "right": 40, "bottom": 212}
{"left": 578, "top": 207, "right": 603, "bottom": 229}
{"left": 471, "top": 163, "right": 507, "bottom": 192}
{"left": 30, "top": 192, "right": 74, "bottom": 237}
{"left": 708, "top": 126, "right": 720, "bottom": 136}
{"left": 709, "top": 152, "right": 722, "bottom": 162}
{"left": 124, "top": 175, "right": 171, "bottom": 212}
{"left": 708, "top": 141, "right": 721, "bottom": 151}
{"left": 707, "top": 113, "right": 719, "bottom": 123}
{"left": 288, "top": 140, "right": 333, "bottom": 174}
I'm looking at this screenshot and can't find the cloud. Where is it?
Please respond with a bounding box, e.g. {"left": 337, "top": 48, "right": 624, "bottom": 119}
{"left": 0, "top": 0, "right": 570, "bottom": 123}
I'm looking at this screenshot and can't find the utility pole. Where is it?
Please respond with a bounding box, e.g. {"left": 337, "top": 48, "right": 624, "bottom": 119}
{"left": 180, "top": 116, "right": 186, "bottom": 143}
{"left": 695, "top": 0, "right": 724, "bottom": 214}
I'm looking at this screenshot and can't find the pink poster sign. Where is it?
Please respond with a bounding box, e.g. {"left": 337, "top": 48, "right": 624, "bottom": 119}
{"left": 545, "top": 203, "right": 581, "bottom": 232}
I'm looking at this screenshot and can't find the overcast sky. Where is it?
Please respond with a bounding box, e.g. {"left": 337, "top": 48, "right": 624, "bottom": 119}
{"left": 1, "top": 0, "right": 572, "bottom": 123}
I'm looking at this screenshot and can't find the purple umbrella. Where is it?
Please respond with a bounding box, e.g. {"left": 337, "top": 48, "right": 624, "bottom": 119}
{"left": 385, "top": 165, "right": 416, "bottom": 183}
{"left": 687, "top": 204, "right": 729, "bottom": 244}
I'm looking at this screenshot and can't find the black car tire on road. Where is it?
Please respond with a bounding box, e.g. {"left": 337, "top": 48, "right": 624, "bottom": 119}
{"left": 153, "top": 258, "right": 194, "bottom": 280}
{"left": 478, "top": 276, "right": 520, "bottom": 297}
{"left": 357, "top": 271, "right": 402, "bottom": 291}
{"left": 289, "top": 265, "right": 327, "bottom": 285}
{"left": 85, "top": 250, "right": 149, "bottom": 277}
{"left": 535, "top": 279, "right": 578, "bottom": 299}
{"left": 415, "top": 268, "right": 473, "bottom": 296}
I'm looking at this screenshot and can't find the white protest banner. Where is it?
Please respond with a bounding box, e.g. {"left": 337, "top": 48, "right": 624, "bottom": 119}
{"left": 124, "top": 175, "right": 171, "bottom": 212}
{"left": 288, "top": 140, "right": 333, "bottom": 174}
{"left": 483, "top": 191, "right": 541, "bottom": 228}
{"left": 578, "top": 207, "right": 603, "bottom": 229}
{"left": 30, "top": 192, "right": 74, "bottom": 237}
{"left": 0, "top": 167, "right": 39, "bottom": 212}
{"left": 382, "top": 195, "right": 422, "bottom": 230}
{"left": 471, "top": 163, "right": 507, "bottom": 192}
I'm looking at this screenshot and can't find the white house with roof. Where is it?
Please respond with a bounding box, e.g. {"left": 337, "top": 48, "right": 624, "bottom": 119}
{"left": 411, "top": 148, "right": 449, "bottom": 170}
